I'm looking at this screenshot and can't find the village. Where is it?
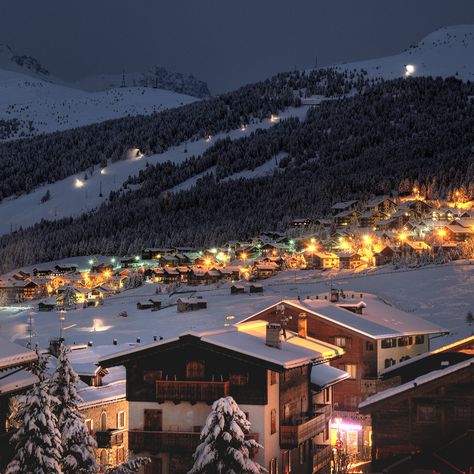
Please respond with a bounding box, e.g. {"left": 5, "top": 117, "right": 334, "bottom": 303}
{"left": 0, "top": 189, "right": 473, "bottom": 474}
{"left": 0, "top": 189, "right": 473, "bottom": 307}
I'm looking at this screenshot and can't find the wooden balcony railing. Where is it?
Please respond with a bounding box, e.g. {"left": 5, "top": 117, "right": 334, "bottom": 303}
{"left": 129, "top": 429, "right": 259, "bottom": 455}
{"left": 95, "top": 429, "right": 124, "bottom": 448}
{"left": 312, "top": 445, "right": 332, "bottom": 473}
{"left": 280, "top": 412, "right": 326, "bottom": 448}
{"left": 156, "top": 380, "right": 230, "bottom": 403}
{"left": 313, "top": 403, "right": 331, "bottom": 418}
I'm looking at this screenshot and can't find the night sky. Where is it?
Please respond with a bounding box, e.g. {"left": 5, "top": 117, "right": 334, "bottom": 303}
{"left": 1, "top": 0, "right": 474, "bottom": 92}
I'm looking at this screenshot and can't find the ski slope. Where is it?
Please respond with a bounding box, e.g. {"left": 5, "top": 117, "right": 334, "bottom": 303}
{"left": 0, "top": 67, "right": 197, "bottom": 140}
{"left": 334, "top": 25, "right": 474, "bottom": 81}
{"left": 0, "top": 105, "right": 309, "bottom": 236}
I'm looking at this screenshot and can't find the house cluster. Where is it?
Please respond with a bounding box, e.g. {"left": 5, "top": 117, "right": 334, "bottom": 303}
{"left": 0, "top": 263, "right": 128, "bottom": 307}
{"left": 1, "top": 290, "right": 472, "bottom": 474}
{"left": 292, "top": 193, "right": 474, "bottom": 269}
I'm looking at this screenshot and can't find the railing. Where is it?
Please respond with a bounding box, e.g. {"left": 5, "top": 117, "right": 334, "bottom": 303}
{"left": 312, "top": 445, "right": 332, "bottom": 473}
{"left": 129, "top": 429, "right": 258, "bottom": 455}
{"left": 313, "top": 403, "right": 332, "bottom": 418}
{"left": 280, "top": 412, "right": 326, "bottom": 448}
{"left": 95, "top": 429, "right": 124, "bottom": 448}
{"left": 156, "top": 380, "right": 230, "bottom": 403}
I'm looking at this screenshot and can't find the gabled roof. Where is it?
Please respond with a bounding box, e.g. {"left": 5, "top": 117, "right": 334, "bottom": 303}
{"left": 310, "top": 364, "right": 350, "bottom": 390}
{"left": 0, "top": 338, "right": 37, "bottom": 370}
{"left": 359, "top": 358, "right": 473, "bottom": 410}
{"left": 248, "top": 295, "right": 447, "bottom": 340}
{"left": 331, "top": 200, "right": 358, "bottom": 210}
{"left": 99, "top": 321, "right": 344, "bottom": 371}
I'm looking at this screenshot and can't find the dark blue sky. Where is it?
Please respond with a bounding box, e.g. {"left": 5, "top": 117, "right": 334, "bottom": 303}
{"left": 1, "top": 0, "right": 474, "bottom": 92}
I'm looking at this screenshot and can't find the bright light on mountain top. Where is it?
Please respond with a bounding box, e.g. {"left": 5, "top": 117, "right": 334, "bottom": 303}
{"left": 405, "top": 64, "right": 415, "bottom": 76}
{"left": 74, "top": 178, "right": 85, "bottom": 188}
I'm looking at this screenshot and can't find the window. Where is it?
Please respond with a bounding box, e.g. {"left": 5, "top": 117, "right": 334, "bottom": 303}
{"left": 282, "top": 450, "right": 291, "bottom": 473}
{"left": 100, "top": 412, "right": 107, "bottom": 431}
{"left": 269, "top": 458, "right": 279, "bottom": 474}
{"left": 334, "top": 336, "right": 351, "bottom": 349}
{"left": 344, "top": 364, "right": 357, "bottom": 379}
{"left": 85, "top": 419, "right": 93, "bottom": 434}
{"left": 117, "top": 411, "right": 125, "bottom": 429}
{"left": 381, "top": 338, "right": 397, "bottom": 349}
{"left": 365, "top": 341, "right": 374, "bottom": 351}
{"left": 324, "top": 387, "right": 330, "bottom": 404}
{"left": 400, "top": 355, "right": 411, "bottom": 363}
{"left": 186, "top": 360, "right": 205, "bottom": 380}
{"left": 454, "top": 406, "right": 472, "bottom": 419}
{"left": 417, "top": 404, "right": 436, "bottom": 423}
{"left": 229, "top": 373, "right": 249, "bottom": 385}
{"left": 384, "top": 358, "right": 396, "bottom": 369}
{"left": 300, "top": 396, "right": 308, "bottom": 415}
{"left": 398, "top": 336, "right": 413, "bottom": 347}
{"left": 143, "top": 370, "right": 163, "bottom": 384}
{"left": 415, "top": 335, "right": 425, "bottom": 345}
{"left": 116, "top": 447, "right": 124, "bottom": 464}
{"left": 270, "top": 371, "right": 277, "bottom": 385}
{"left": 271, "top": 409, "right": 277, "bottom": 434}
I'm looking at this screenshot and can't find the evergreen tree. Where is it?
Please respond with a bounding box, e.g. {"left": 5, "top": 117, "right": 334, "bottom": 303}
{"left": 57, "top": 286, "right": 78, "bottom": 310}
{"left": 105, "top": 456, "right": 151, "bottom": 474}
{"left": 189, "top": 396, "right": 264, "bottom": 474}
{"left": 6, "top": 351, "right": 62, "bottom": 474}
{"left": 51, "top": 343, "right": 98, "bottom": 474}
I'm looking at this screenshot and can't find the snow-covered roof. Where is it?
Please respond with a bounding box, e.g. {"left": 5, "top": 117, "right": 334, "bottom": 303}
{"left": 310, "top": 363, "right": 350, "bottom": 389}
{"left": 0, "top": 368, "right": 38, "bottom": 395}
{"left": 359, "top": 358, "right": 474, "bottom": 409}
{"left": 331, "top": 200, "right": 358, "bottom": 210}
{"left": 99, "top": 320, "right": 344, "bottom": 371}
{"left": 271, "top": 295, "right": 446, "bottom": 340}
{"left": 0, "top": 338, "right": 37, "bottom": 369}
{"left": 78, "top": 380, "right": 126, "bottom": 408}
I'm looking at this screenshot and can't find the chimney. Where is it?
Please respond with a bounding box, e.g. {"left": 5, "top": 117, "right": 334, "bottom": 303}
{"left": 298, "top": 312, "right": 307, "bottom": 338}
{"left": 330, "top": 289, "right": 339, "bottom": 303}
{"left": 266, "top": 323, "right": 281, "bottom": 349}
{"left": 113, "top": 339, "right": 118, "bottom": 345}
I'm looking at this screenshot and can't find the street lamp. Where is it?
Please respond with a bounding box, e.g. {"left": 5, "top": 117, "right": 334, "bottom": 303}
{"left": 59, "top": 310, "right": 66, "bottom": 340}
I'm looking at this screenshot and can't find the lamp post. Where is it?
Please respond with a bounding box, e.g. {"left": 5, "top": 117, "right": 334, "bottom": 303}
{"left": 58, "top": 309, "right": 66, "bottom": 341}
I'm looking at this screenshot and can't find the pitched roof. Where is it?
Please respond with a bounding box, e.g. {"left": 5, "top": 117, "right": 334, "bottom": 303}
{"left": 99, "top": 321, "right": 344, "bottom": 371}
{"left": 0, "top": 338, "right": 37, "bottom": 370}
{"left": 265, "top": 295, "right": 447, "bottom": 340}
{"left": 331, "top": 200, "right": 358, "bottom": 210}
{"left": 359, "top": 358, "right": 473, "bottom": 409}
{"left": 310, "top": 363, "right": 350, "bottom": 390}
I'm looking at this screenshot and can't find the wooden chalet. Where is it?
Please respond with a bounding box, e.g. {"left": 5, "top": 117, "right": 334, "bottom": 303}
{"left": 334, "top": 210, "right": 360, "bottom": 227}
{"left": 331, "top": 200, "right": 359, "bottom": 216}
{"left": 358, "top": 210, "right": 388, "bottom": 228}
{"left": 99, "top": 321, "right": 347, "bottom": 474}
{"left": 291, "top": 218, "right": 312, "bottom": 228}
{"left": 360, "top": 356, "right": 474, "bottom": 474}
{"left": 338, "top": 252, "right": 361, "bottom": 270}
{"left": 364, "top": 197, "right": 397, "bottom": 215}
{"left": 398, "top": 199, "right": 433, "bottom": 217}
{"left": 374, "top": 246, "right": 400, "bottom": 266}
{"left": 176, "top": 297, "right": 207, "bottom": 312}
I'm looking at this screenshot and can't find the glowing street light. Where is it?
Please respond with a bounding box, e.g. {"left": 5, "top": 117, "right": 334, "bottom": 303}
{"left": 306, "top": 243, "right": 317, "bottom": 253}
{"left": 405, "top": 64, "right": 415, "bottom": 76}
{"left": 75, "top": 178, "right": 85, "bottom": 188}
{"left": 240, "top": 252, "right": 248, "bottom": 261}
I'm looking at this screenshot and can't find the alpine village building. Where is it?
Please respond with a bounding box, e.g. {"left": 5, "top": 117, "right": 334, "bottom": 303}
{"left": 241, "top": 290, "right": 447, "bottom": 461}
{"left": 99, "top": 320, "right": 350, "bottom": 474}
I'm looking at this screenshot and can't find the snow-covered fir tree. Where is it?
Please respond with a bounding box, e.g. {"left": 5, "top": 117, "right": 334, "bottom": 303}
{"left": 57, "top": 285, "right": 78, "bottom": 310}
{"left": 189, "top": 396, "right": 265, "bottom": 474}
{"left": 51, "top": 343, "right": 98, "bottom": 474}
{"left": 6, "top": 350, "right": 63, "bottom": 474}
{"left": 105, "top": 456, "right": 151, "bottom": 474}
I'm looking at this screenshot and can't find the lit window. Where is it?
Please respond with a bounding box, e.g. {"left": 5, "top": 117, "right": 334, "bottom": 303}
{"left": 85, "top": 419, "right": 93, "bottom": 434}
{"left": 344, "top": 364, "right": 357, "bottom": 379}
{"left": 417, "top": 404, "right": 436, "bottom": 423}
{"left": 397, "top": 336, "right": 413, "bottom": 347}
{"left": 117, "top": 411, "right": 126, "bottom": 429}
{"left": 381, "top": 338, "right": 397, "bottom": 349}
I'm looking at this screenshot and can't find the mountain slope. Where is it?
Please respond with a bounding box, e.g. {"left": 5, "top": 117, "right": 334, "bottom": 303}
{"left": 0, "top": 67, "right": 197, "bottom": 141}
{"left": 334, "top": 24, "right": 474, "bottom": 80}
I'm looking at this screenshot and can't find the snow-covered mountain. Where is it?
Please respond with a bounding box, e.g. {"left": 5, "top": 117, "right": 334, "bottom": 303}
{"left": 334, "top": 24, "right": 474, "bottom": 81}
{"left": 75, "top": 67, "right": 210, "bottom": 98}
{"left": 0, "top": 45, "right": 202, "bottom": 141}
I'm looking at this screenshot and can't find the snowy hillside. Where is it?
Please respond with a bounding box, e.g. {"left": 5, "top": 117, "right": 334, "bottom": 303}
{"left": 0, "top": 105, "right": 309, "bottom": 236}
{"left": 0, "top": 67, "right": 197, "bottom": 141}
{"left": 0, "top": 43, "right": 51, "bottom": 80}
{"left": 334, "top": 25, "right": 474, "bottom": 81}
{"left": 1, "top": 260, "right": 473, "bottom": 350}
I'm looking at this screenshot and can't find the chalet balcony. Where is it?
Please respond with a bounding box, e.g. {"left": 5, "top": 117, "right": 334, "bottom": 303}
{"left": 95, "top": 429, "right": 124, "bottom": 448}
{"left": 156, "top": 380, "right": 229, "bottom": 403}
{"left": 313, "top": 403, "right": 332, "bottom": 418}
{"left": 312, "top": 444, "right": 332, "bottom": 473}
{"left": 280, "top": 412, "right": 326, "bottom": 448}
{"left": 129, "top": 429, "right": 258, "bottom": 455}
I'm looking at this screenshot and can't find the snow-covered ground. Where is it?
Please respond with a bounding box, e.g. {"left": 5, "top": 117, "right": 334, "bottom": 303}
{"left": 0, "top": 67, "right": 197, "bottom": 140}
{"left": 333, "top": 25, "right": 474, "bottom": 81}
{"left": 1, "top": 261, "right": 473, "bottom": 353}
{"left": 0, "top": 105, "right": 309, "bottom": 235}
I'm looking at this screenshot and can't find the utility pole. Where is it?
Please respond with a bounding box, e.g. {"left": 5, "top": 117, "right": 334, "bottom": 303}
{"left": 121, "top": 69, "right": 126, "bottom": 88}
{"left": 27, "top": 312, "right": 35, "bottom": 349}
{"left": 315, "top": 55, "right": 318, "bottom": 69}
